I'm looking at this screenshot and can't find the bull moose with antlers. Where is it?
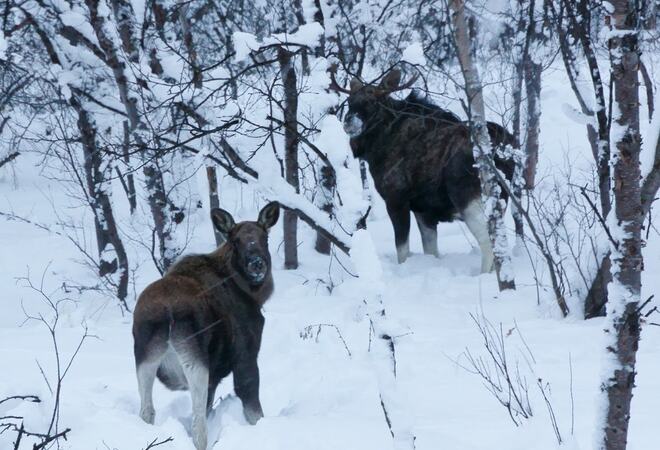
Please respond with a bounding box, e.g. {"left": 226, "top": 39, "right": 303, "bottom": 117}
{"left": 333, "top": 68, "right": 515, "bottom": 271}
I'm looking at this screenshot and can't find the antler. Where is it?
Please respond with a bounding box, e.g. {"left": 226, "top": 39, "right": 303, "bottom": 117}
{"left": 392, "top": 72, "right": 419, "bottom": 92}
{"left": 327, "top": 64, "right": 351, "bottom": 94}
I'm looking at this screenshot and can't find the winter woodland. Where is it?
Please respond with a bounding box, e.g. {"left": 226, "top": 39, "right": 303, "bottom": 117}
{"left": 0, "top": 0, "right": 659, "bottom": 449}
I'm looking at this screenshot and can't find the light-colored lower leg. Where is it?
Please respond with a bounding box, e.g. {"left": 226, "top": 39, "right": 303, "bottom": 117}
{"left": 462, "top": 199, "right": 494, "bottom": 273}
{"left": 414, "top": 213, "right": 439, "bottom": 257}
{"left": 180, "top": 356, "right": 209, "bottom": 450}
{"left": 137, "top": 361, "right": 160, "bottom": 424}
{"left": 396, "top": 240, "right": 410, "bottom": 263}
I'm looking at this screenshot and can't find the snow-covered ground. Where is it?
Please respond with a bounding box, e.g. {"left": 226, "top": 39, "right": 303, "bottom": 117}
{"left": 1, "top": 66, "right": 659, "bottom": 450}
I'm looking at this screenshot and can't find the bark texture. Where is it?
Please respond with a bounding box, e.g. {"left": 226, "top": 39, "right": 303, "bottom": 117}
{"left": 523, "top": 60, "right": 542, "bottom": 189}
{"left": 279, "top": 48, "right": 300, "bottom": 269}
{"left": 87, "top": 0, "right": 182, "bottom": 272}
{"left": 450, "top": 0, "right": 515, "bottom": 291}
{"left": 206, "top": 166, "right": 225, "bottom": 247}
{"left": 315, "top": 164, "right": 335, "bottom": 254}
{"left": 599, "top": 3, "right": 643, "bottom": 449}
{"left": 72, "top": 96, "right": 129, "bottom": 309}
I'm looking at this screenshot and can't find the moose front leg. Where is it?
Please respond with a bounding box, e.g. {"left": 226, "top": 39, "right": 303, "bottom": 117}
{"left": 233, "top": 358, "right": 264, "bottom": 425}
{"left": 386, "top": 202, "right": 411, "bottom": 263}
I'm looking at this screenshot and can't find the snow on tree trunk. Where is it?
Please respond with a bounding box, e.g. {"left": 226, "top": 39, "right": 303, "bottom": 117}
{"left": 597, "top": 3, "right": 643, "bottom": 449}
{"left": 72, "top": 96, "right": 129, "bottom": 310}
{"left": 312, "top": 5, "right": 336, "bottom": 256}
{"left": 87, "top": 0, "right": 182, "bottom": 272}
{"left": 206, "top": 166, "right": 225, "bottom": 247}
{"left": 119, "top": 121, "right": 137, "bottom": 214}
{"left": 450, "top": 0, "right": 515, "bottom": 291}
{"left": 314, "top": 164, "right": 335, "bottom": 254}
{"left": 351, "top": 230, "right": 416, "bottom": 450}
{"left": 279, "top": 47, "right": 300, "bottom": 270}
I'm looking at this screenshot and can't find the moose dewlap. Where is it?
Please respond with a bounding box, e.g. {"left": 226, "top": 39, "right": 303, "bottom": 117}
{"left": 132, "top": 202, "right": 280, "bottom": 450}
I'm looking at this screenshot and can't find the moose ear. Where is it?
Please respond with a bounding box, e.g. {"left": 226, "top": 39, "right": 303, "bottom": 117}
{"left": 258, "top": 201, "right": 280, "bottom": 230}
{"left": 211, "top": 208, "right": 235, "bottom": 235}
{"left": 379, "top": 69, "right": 401, "bottom": 92}
{"left": 350, "top": 77, "right": 363, "bottom": 93}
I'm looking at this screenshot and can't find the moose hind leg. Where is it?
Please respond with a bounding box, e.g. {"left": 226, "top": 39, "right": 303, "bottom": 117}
{"left": 136, "top": 360, "right": 161, "bottom": 424}
{"left": 414, "top": 212, "right": 439, "bottom": 257}
{"left": 462, "top": 199, "right": 494, "bottom": 273}
{"left": 177, "top": 351, "right": 209, "bottom": 450}
{"left": 134, "top": 327, "right": 167, "bottom": 425}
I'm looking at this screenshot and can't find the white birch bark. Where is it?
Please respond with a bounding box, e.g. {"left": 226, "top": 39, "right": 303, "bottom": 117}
{"left": 449, "top": 0, "right": 515, "bottom": 290}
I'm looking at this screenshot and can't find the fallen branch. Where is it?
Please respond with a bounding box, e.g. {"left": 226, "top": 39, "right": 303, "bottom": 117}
{"left": 300, "top": 323, "right": 352, "bottom": 358}
{"left": 280, "top": 205, "right": 350, "bottom": 254}
{"left": 143, "top": 436, "right": 174, "bottom": 450}
{"left": 0, "top": 151, "right": 20, "bottom": 168}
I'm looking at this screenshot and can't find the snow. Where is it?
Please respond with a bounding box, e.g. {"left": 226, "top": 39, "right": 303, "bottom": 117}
{"left": 401, "top": 42, "right": 426, "bottom": 66}
{"left": 1, "top": 54, "right": 660, "bottom": 450}
{"left": 641, "top": 92, "right": 660, "bottom": 179}
{"left": 233, "top": 32, "right": 260, "bottom": 62}
{"left": 0, "top": 33, "right": 7, "bottom": 60}
{"left": 233, "top": 23, "right": 324, "bottom": 62}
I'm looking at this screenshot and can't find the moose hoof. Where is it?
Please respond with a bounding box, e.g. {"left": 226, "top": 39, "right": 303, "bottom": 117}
{"left": 192, "top": 432, "right": 207, "bottom": 450}
{"left": 140, "top": 406, "right": 155, "bottom": 425}
{"left": 244, "top": 406, "right": 264, "bottom": 425}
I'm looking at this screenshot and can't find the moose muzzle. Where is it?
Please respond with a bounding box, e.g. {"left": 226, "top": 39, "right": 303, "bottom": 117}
{"left": 246, "top": 255, "right": 267, "bottom": 283}
{"left": 343, "top": 113, "right": 364, "bottom": 138}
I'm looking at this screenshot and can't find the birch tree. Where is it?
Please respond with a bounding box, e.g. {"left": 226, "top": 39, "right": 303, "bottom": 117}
{"left": 597, "top": 2, "right": 654, "bottom": 448}
{"left": 279, "top": 47, "right": 301, "bottom": 270}
{"left": 449, "top": 0, "right": 515, "bottom": 291}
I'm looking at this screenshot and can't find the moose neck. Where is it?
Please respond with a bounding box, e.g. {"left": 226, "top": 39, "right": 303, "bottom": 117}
{"left": 208, "top": 244, "right": 274, "bottom": 307}
{"left": 351, "top": 97, "right": 402, "bottom": 168}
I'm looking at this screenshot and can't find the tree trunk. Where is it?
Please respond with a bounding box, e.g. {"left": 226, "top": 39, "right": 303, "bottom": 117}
{"left": 509, "top": 1, "right": 529, "bottom": 240}
{"left": 87, "top": 0, "right": 182, "bottom": 272}
{"left": 314, "top": 164, "right": 335, "bottom": 254}
{"left": 351, "top": 230, "right": 416, "bottom": 450}
{"left": 598, "top": 3, "right": 642, "bottom": 449}
{"left": 450, "top": 0, "right": 515, "bottom": 291}
{"left": 584, "top": 252, "right": 611, "bottom": 319}
{"left": 279, "top": 48, "right": 300, "bottom": 269}
{"left": 572, "top": 0, "right": 611, "bottom": 218}
{"left": 72, "top": 96, "right": 129, "bottom": 310}
{"left": 523, "top": 60, "right": 542, "bottom": 189}
{"left": 552, "top": 0, "right": 614, "bottom": 316}
{"left": 206, "top": 165, "right": 225, "bottom": 247}
{"left": 309, "top": 2, "right": 336, "bottom": 255}
{"left": 120, "top": 121, "right": 137, "bottom": 214}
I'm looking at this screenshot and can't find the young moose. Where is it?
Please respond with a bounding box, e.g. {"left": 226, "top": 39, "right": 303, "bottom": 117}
{"left": 133, "top": 202, "right": 280, "bottom": 450}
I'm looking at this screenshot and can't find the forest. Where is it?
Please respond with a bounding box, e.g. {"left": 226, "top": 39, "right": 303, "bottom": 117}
{"left": 0, "top": 0, "right": 658, "bottom": 449}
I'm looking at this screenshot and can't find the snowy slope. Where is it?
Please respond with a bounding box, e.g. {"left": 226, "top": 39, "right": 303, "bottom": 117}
{"left": 1, "top": 65, "right": 659, "bottom": 450}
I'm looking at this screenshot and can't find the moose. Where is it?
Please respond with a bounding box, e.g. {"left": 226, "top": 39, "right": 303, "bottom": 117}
{"left": 333, "top": 68, "right": 515, "bottom": 272}
{"left": 132, "top": 202, "right": 280, "bottom": 450}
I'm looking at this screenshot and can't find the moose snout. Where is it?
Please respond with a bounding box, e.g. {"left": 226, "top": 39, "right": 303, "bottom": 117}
{"left": 343, "top": 113, "right": 364, "bottom": 138}
{"left": 246, "top": 255, "right": 267, "bottom": 282}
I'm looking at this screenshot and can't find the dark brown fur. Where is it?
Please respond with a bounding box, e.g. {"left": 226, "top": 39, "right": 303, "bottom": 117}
{"left": 132, "top": 202, "right": 279, "bottom": 450}
{"left": 344, "top": 70, "right": 515, "bottom": 265}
